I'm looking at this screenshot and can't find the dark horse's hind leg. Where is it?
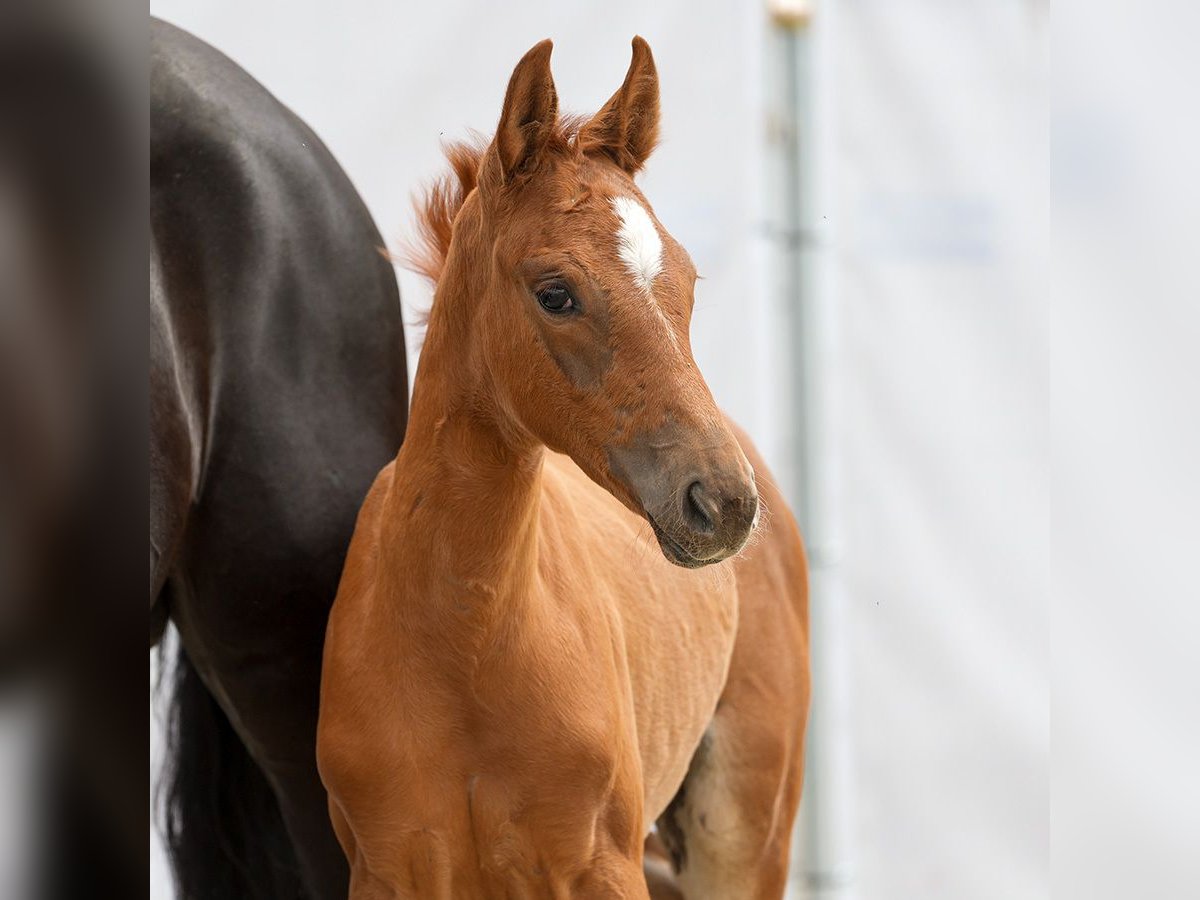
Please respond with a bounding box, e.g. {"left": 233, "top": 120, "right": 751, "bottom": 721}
{"left": 168, "top": 596, "right": 349, "bottom": 900}
{"left": 160, "top": 637, "right": 310, "bottom": 900}
{"left": 151, "top": 332, "right": 348, "bottom": 900}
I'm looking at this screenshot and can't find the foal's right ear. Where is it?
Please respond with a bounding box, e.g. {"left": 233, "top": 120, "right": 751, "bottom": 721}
{"left": 482, "top": 39, "right": 559, "bottom": 188}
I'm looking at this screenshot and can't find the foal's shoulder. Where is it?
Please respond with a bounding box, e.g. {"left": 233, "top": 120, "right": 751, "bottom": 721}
{"left": 540, "top": 452, "right": 638, "bottom": 523}
{"left": 541, "top": 451, "right": 601, "bottom": 501}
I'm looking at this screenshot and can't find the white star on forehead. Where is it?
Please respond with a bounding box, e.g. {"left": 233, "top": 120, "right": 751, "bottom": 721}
{"left": 610, "top": 195, "right": 679, "bottom": 351}
{"left": 611, "top": 196, "right": 663, "bottom": 292}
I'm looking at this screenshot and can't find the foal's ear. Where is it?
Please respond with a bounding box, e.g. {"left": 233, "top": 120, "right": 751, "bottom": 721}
{"left": 484, "top": 39, "right": 559, "bottom": 187}
{"left": 579, "top": 37, "right": 660, "bottom": 175}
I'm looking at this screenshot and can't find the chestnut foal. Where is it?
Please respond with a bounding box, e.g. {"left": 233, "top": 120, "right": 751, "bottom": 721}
{"left": 317, "top": 38, "right": 810, "bottom": 899}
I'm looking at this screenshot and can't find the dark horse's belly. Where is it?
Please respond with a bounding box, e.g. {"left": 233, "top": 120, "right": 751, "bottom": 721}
{"left": 150, "top": 18, "right": 406, "bottom": 899}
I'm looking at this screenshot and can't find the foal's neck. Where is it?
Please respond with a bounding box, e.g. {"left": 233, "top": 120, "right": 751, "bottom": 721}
{"left": 382, "top": 289, "right": 543, "bottom": 616}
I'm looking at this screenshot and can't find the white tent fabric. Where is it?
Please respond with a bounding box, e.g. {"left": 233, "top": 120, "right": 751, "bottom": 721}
{"left": 148, "top": 2, "right": 1048, "bottom": 897}
{"left": 834, "top": 3, "right": 1047, "bottom": 897}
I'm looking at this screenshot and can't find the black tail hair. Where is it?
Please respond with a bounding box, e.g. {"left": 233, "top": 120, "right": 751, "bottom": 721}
{"left": 157, "top": 639, "right": 307, "bottom": 900}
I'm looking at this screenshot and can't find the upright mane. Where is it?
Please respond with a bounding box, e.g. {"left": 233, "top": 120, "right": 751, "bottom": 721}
{"left": 403, "top": 134, "right": 488, "bottom": 285}
{"left": 404, "top": 117, "right": 589, "bottom": 286}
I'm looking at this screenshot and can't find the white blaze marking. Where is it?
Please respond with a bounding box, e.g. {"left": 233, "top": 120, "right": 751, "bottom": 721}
{"left": 611, "top": 196, "right": 679, "bottom": 350}
{"left": 612, "top": 196, "right": 663, "bottom": 291}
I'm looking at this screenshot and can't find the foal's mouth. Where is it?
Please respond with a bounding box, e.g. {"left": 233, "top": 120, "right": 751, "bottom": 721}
{"left": 648, "top": 515, "right": 709, "bottom": 570}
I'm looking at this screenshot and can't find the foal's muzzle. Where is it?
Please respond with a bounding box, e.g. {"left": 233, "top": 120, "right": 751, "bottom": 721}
{"left": 609, "top": 428, "right": 759, "bottom": 569}
{"left": 648, "top": 474, "right": 758, "bottom": 568}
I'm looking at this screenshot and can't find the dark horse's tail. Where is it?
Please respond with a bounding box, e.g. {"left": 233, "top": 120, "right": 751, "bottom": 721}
{"left": 158, "top": 640, "right": 307, "bottom": 900}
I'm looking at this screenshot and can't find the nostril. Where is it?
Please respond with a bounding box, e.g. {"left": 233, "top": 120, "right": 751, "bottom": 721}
{"left": 685, "top": 481, "right": 717, "bottom": 534}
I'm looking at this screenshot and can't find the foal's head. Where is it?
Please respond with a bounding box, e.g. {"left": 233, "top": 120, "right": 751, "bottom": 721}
{"left": 418, "top": 38, "right": 758, "bottom": 568}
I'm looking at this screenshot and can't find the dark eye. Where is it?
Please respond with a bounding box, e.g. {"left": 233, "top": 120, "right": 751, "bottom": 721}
{"left": 536, "top": 284, "right": 575, "bottom": 314}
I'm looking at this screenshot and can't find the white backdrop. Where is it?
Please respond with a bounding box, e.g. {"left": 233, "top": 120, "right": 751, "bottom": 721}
{"left": 149, "top": 2, "right": 1048, "bottom": 898}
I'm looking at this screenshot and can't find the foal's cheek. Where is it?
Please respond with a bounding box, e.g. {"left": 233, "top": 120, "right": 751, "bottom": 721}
{"left": 535, "top": 321, "right": 613, "bottom": 390}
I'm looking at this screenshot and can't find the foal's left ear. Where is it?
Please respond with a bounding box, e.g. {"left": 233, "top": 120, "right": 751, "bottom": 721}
{"left": 579, "top": 36, "right": 660, "bottom": 175}
{"left": 484, "top": 39, "right": 559, "bottom": 187}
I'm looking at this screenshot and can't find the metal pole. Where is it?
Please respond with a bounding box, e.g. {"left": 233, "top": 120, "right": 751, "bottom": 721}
{"left": 764, "top": 3, "right": 855, "bottom": 898}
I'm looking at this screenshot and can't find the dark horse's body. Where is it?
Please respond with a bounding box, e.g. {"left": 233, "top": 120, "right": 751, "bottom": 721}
{"left": 151, "top": 19, "right": 406, "bottom": 899}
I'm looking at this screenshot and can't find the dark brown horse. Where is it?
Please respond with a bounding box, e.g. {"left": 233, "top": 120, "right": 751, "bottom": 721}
{"left": 151, "top": 19, "right": 406, "bottom": 900}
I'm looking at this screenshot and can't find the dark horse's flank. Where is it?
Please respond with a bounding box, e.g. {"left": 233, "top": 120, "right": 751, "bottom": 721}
{"left": 151, "top": 19, "right": 406, "bottom": 900}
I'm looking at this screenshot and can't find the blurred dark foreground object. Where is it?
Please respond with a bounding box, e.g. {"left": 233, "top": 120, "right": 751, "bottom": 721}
{"left": 0, "top": 4, "right": 408, "bottom": 897}
{"left": 0, "top": 2, "right": 145, "bottom": 898}
{"left": 149, "top": 15, "right": 408, "bottom": 900}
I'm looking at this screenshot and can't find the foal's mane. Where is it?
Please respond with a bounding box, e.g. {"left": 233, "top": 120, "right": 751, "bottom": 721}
{"left": 402, "top": 116, "right": 589, "bottom": 287}
{"left": 402, "top": 135, "right": 488, "bottom": 286}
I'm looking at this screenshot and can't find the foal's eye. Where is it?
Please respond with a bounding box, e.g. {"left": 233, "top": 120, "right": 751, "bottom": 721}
{"left": 536, "top": 284, "right": 575, "bottom": 314}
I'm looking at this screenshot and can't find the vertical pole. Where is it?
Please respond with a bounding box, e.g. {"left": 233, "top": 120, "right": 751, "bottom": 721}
{"left": 764, "top": 3, "right": 854, "bottom": 898}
